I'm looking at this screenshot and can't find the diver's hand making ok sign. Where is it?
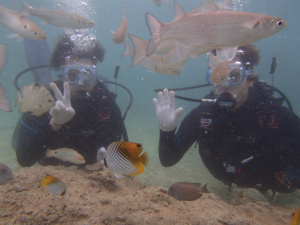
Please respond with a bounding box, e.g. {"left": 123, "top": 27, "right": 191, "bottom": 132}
{"left": 49, "top": 82, "right": 75, "bottom": 127}
{"left": 153, "top": 88, "right": 183, "bottom": 132}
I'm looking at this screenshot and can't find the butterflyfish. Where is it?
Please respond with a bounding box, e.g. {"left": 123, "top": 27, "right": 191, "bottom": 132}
{"left": 103, "top": 141, "right": 148, "bottom": 177}
{"left": 167, "top": 182, "right": 209, "bottom": 201}
{"left": 291, "top": 208, "right": 300, "bottom": 225}
{"left": 45, "top": 148, "right": 85, "bottom": 164}
{"left": 41, "top": 174, "right": 66, "bottom": 195}
{"left": 0, "top": 162, "right": 14, "bottom": 185}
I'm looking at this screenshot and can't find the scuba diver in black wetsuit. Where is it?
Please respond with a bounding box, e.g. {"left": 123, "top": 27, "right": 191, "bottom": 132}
{"left": 12, "top": 34, "right": 128, "bottom": 167}
{"left": 153, "top": 44, "right": 300, "bottom": 196}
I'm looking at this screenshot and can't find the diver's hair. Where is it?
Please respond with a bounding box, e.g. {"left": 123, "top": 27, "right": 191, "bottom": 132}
{"left": 50, "top": 34, "right": 105, "bottom": 67}
{"left": 236, "top": 44, "right": 260, "bottom": 70}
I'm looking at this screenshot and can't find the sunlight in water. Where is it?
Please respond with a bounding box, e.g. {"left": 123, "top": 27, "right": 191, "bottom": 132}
{"left": 232, "top": 0, "right": 251, "bottom": 11}
{"left": 54, "top": 0, "right": 97, "bottom": 48}
{"left": 54, "top": 0, "right": 95, "bottom": 19}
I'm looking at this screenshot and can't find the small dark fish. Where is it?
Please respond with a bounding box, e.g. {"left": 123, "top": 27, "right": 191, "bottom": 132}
{"left": 270, "top": 57, "right": 277, "bottom": 74}
{"left": 0, "top": 162, "right": 14, "bottom": 185}
{"left": 167, "top": 182, "right": 209, "bottom": 201}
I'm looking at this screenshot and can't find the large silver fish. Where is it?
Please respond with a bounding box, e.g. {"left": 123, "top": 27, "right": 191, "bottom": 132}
{"left": 0, "top": 45, "right": 11, "bottom": 112}
{"left": 128, "top": 34, "right": 180, "bottom": 76}
{"left": 145, "top": 3, "right": 286, "bottom": 57}
{"left": 0, "top": 5, "right": 46, "bottom": 40}
{"left": 112, "top": 2, "right": 128, "bottom": 44}
{"left": 20, "top": 0, "right": 94, "bottom": 29}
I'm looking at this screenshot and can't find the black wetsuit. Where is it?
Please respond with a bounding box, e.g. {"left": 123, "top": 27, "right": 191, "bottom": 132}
{"left": 12, "top": 80, "right": 128, "bottom": 167}
{"left": 159, "top": 82, "right": 300, "bottom": 192}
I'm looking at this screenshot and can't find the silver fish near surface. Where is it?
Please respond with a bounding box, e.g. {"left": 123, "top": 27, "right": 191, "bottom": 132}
{"left": 167, "top": 182, "right": 209, "bottom": 201}
{"left": 145, "top": 3, "right": 286, "bottom": 57}
{"left": 0, "top": 5, "right": 46, "bottom": 40}
{"left": 112, "top": 2, "right": 128, "bottom": 44}
{"left": 0, "top": 162, "right": 14, "bottom": 185}
{"left": 0, "top": 45, "right": 11, "bottom": 112}
{"left": 20, "top": 0, "right": 94, "bottom": 29}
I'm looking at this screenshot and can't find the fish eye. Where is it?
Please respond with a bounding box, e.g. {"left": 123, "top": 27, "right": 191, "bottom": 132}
{"left": 172, "top": 70, "right": 177, "bottom": 73}
{"left": 276, "top": 20, "right": 284, "bottom": 27}
{"left": 136, "top": 144, "right": 141, "bottom": 148}
{"left": 24, "top": 24, "right": 28, "bottom": 29}
{"left": 34, "top": 32, "right": 38, "bottom": 35}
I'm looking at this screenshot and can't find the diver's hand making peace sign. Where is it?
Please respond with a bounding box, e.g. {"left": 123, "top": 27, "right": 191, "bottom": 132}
{"left": 153, "top": 88, "right": 183, "bottom": 131}
{"left": 49, "top": 82, "right": 75, "bottom": 126}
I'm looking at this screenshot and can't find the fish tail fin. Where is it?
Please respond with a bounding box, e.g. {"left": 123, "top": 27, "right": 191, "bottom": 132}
{"left": 129, "top": 34, "right": 147, "bottom": 67}
{"left": 121, "top": 40, "right": 133, "bottom": 58}
{"left": 145, "top": 13, "right": 162, "bottom": 57}
{"left": 199, "top": 183, "right": 210, "bottom": 193}
{"left": 138, "top": 152, "right": 148, "bottom": 167}
{"left": 122, "top": 1, "right": 125, "bottom": 16}
{"left": 19, "top": 0, "right": 32, "bottom": 16}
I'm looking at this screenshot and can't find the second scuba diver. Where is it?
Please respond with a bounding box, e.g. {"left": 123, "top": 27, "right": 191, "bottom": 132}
{"left": 153, "top": 44, "right": 300, "bottom": 195}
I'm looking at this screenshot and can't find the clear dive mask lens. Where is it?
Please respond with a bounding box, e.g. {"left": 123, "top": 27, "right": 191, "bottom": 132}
{"left": 206, "top": 61, "right": 253, "bottom": 86}
{"left": 61, "top": 66, "right": 98, "bottom": 84}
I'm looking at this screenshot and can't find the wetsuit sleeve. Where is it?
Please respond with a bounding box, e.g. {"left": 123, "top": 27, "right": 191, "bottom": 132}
{"left": 159, "top": 108, "right": 199, "bottom": 167}
{"left": 14, "top": 113, "right": 58, "bottom": 167}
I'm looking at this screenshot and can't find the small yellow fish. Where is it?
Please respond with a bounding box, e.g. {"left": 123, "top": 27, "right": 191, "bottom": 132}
{"left": 15, "top": 83, "right": 55, "bottom": 116}
{"left": 104, "top": 141, "right": 148, "bottom": 177}
{"left": 41, "top": 174, "right": 66, "bottom": 195}
{"left": 112, "top": 2, "right": 128, "bottom": 44}
{"left": 45, "top": 148, "right": 85, "bottom": 164}
{"left": 291, "top": 208, "right": 300, "bottom": 225}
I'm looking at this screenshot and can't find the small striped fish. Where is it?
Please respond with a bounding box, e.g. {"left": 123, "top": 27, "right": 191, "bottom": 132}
{"left": 104, "top": 141, "right": 148, "bottom": 177}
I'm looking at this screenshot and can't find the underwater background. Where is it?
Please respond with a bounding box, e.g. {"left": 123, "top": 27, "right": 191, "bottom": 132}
{"left": 0, "top": 0, "right": 299, "bottom": 209}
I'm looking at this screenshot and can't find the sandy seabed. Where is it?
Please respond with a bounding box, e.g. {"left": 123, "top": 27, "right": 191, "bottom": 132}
{"left": 0, "top": 164, "right": 294, "bottom": 225}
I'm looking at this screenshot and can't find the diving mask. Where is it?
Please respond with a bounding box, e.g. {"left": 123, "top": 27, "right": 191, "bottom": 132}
{"left": 206, "top": 61, "right": 253, "bottom": 86}
{"left": 61, "top": 66, "right": 98, "bottom": 84}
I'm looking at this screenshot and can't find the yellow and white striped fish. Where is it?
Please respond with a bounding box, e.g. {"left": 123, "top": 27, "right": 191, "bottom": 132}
{"left": 104, "top": 141, "right": 148, "bottom": 177}
{"left": 41, "top": 174, "right": 66, "bottom": 195}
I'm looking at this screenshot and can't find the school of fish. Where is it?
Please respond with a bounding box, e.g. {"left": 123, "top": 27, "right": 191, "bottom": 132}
{"left": 0, "top": 1, "right": 291, "bottom": 221}
{"left": 109, "top": 0, "right": 287, "bottom": 76}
